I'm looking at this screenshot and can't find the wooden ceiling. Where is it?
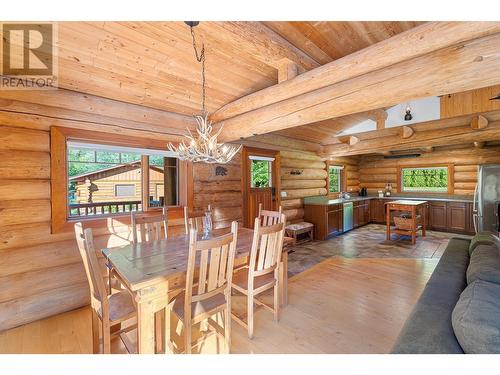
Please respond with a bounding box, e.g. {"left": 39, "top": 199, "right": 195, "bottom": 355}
{"left": 263, "top": 21, "right": 424, "bottom": 65}
{"left": 274, "top": 109, "right": 386, "bottom": 145}
{"left": 54, "top": 21, "right": 423, "bottom": 116}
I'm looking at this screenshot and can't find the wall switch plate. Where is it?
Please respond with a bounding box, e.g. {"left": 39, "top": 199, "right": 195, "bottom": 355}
{"left": 281, "top": 191, "right": 287, "bottom": 198}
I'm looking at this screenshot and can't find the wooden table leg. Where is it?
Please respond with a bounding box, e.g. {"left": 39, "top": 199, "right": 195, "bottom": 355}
{"left": 136, "top": 283, "right": 169, "bottom": 354}
{"left": 155, "top": 309, "right": 164, "bottom": 353}
{"left": 137, "top": 300, "right": 156, "bottom": 354}
{"left": 386, "top": 204, "right": 391, "bottom": 241}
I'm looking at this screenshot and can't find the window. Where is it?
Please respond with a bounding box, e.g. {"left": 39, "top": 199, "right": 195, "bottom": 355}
{"left": 328, "top": 165, "right": 343, "bottom": 193}
{"left": 250, "top": 156, "right": 273, "bottom": 188}
{"left": 67, "top": 141, "right": 178, "bottom": 218}
{"left": 115, "top": 184, "right": 135, "bottom": 197}
{"left": 401, "top": 166, "right": 450, "bottom": 193}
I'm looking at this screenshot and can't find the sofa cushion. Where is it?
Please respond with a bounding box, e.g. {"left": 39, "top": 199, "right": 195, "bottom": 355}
{"left": 467, "top": 244, "right": 500, "bottom": 285}
{"left": 391, "top": 237, "right": 470, "bottom": 354}
{"left": 469, "top": 232, "right": 498, "bottom": 256}
{"left": 452, "top": 280, "right": 500, "bottom": 354}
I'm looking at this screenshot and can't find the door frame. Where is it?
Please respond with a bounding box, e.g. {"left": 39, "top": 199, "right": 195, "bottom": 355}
{"left": 241, "top": 146, "right": 281, "bottom": 228}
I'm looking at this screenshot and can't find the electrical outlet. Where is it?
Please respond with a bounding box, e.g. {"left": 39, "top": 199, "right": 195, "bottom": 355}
{"left": 281, "top": 191, "right": 287, "bottom": 198}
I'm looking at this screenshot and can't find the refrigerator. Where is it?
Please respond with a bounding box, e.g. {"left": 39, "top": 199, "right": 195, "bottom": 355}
{"left": 473, "top": 164, "right": 500, "bottom": 234}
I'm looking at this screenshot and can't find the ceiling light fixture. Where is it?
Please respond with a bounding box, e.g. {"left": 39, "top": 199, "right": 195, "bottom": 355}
{"left": 167, "top": 22, "right": 241, "bottom": 164}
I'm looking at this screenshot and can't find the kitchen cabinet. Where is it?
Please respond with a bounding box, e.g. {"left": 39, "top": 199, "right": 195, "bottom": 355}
{"left": 370, "top": 199, "right": 385, "bottom": 223}
{"left": 327, "top": 205, "right": 343, "bottom": 237}
{"left": 304, "top": 203, "right": 343, "bottom": 240}
{"left": 447, "top": 202, "right": 467, "bottom": 232}
{"left": 429, "top": 201, "right": 448, "bottom": 231}
{"left": 305, "top": 197, "right": 474, "bottom": 240}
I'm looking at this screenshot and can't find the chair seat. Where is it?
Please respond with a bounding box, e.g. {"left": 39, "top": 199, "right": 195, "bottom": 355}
{"left": 232, "top": 268, "right": 276, "bottom": 293}
{"left": 98, "top": 290, "right": 136, "bottom": 323}
{"left": 285, "top": 222, "right": 313, "bottom": 231}
{"left": 170, "top": 292, "right": 227, "bottom": 322}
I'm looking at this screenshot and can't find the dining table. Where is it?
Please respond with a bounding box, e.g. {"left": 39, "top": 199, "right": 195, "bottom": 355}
{"left": 102, "top": 227, "right": 293, "bottom": 354}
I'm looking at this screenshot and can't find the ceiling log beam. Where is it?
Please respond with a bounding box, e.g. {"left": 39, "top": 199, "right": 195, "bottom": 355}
{"left": 212, "top": 22, "right": 500, "bottom": 123}
{"left": 321, "top": 110, "right": 500, "bottom": 157}
{"left": 470, "top": 114, "right": 489, "bottom": 129}
{"left": 400, "top": 126, "right": 414, "bottom": 139}
{"left": 218, "top": 32, "right": 500, "bottom": 142}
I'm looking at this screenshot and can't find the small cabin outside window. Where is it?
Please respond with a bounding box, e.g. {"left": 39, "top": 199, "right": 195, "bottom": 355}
{"left": 67, "top": 141, "right": 178, "bottom": 218}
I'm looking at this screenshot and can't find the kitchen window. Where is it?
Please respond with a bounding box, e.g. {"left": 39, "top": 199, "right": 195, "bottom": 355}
{"left": 328, "top": 165, "right": 343, "bottom": 193}
{"left": 400, "top": 166, "right": 452, "bottom": 193}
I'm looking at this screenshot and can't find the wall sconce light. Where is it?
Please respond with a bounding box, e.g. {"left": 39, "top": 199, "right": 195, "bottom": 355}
{"left": 404, "top": 103, "right": 413, "bottom": 121}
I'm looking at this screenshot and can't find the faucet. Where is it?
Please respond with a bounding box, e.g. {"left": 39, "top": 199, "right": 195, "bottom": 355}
{"left": 340, "top": 191, "right": 351, "bottom": 199}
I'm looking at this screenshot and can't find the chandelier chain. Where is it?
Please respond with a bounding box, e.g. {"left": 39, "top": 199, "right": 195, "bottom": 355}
{"left": 190, "top": 26, "right": 206, "bottom": 113}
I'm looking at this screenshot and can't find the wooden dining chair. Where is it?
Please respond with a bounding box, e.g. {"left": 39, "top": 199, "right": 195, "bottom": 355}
{"left": 258, "top": 203, "right": 283, "bottom": 226}
{"left": 184, "top": 205, "right": 212, "bottom": 234}
{"left": 231, "top": 214, "right": 286, "bottom": 339}
{"left": 166, "top": 221, "right": 238, "bottom": 354}
{"left": 74, "top": 223, "right": 137, "bottom": 354}
{"left": 131, "top": 206, "right": 168, "bottom": 243}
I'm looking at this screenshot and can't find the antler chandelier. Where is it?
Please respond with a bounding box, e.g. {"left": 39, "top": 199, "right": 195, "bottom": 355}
{"left": 168, "top": 22, "right": 241, "bottom": 164}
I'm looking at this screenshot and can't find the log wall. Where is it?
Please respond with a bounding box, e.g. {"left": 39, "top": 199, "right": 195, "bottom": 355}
{"left": 280, "top": 151, "right": 359, "bottom": 223}
{"left": 192, "top": 152, "right": 243, "bottom": 229}
{"left": 358, "top": 146, "right": 500, "bottom": 196}
{"left": 0, "top": 95, "right": 223, "bottom": 331}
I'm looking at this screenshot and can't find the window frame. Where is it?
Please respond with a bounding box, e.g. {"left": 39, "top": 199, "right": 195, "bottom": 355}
{"left": 114, "top": 184, "right": 136, "bottom": 198}
{"left": 327, "top": 163, "right": 346, "bottom": 196}
{"left": 397, "top": 164, "right": 454, "bottom": 195}
{"left": 51, "top": 127, "right": 192, "bottom": 233}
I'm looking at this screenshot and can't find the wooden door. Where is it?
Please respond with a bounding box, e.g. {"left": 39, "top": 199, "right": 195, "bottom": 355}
{"left": 242, "top": 147, "right": 281, "bottom": 228}
{"left": 429, "top": 201, "right": 447, "bottom": 230}
{"left": 327, "top": 204, "right": 343, "bottom": 237}
{"left": 353, "top": 203, "right": 360, "bottom": 228}
{"left": 447, "top": 202, "right": 467, "bottom": 232}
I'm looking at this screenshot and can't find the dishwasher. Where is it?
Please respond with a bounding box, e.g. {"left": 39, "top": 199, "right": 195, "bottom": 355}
{"left": 343, "top": 202, "right": 354, "bottom": 232}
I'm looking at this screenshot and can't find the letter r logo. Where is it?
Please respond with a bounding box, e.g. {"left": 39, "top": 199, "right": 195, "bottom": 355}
{"left": 2, "top": 23, "right": 53, "bottom": 76}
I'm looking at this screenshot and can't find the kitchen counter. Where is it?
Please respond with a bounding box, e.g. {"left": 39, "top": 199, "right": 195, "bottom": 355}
{"left": 303, "top": 194, "right": 473, "bottom": 205}
{"left": 303, "top": 196, "right": 373, "bottom": 205}
{"left": 303, "top": 194, "right": 475, "bottom": 240}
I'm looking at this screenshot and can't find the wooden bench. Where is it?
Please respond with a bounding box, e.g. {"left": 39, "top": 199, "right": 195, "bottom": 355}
{"left": 285, "top": 222, "right": 314, "bottom": 245}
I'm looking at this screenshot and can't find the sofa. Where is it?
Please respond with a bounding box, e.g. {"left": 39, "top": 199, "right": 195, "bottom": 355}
{"left": 392, "top": 233, "right": 500, "bottom": 354}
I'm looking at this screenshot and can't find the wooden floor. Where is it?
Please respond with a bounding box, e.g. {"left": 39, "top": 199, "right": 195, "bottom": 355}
{"left": 0, "top": 257, "right": 438, "bottom": 354}
{"left": 287, "top": 224, "right": 468, "bottom": 277}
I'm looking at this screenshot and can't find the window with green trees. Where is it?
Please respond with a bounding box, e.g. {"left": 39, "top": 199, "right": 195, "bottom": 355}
{"left": 329, "top": 166, "right": 342, "bottom": 193}
{"left": 401, "top": 166, "right": 449, "bottom": 193}
{"left": 251, "top": 159, "right": 271, "bottom": 188}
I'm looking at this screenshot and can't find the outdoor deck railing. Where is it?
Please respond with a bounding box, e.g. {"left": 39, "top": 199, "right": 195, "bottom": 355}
{"left": 69, "top": 200, "right": 142, "bottom": 217}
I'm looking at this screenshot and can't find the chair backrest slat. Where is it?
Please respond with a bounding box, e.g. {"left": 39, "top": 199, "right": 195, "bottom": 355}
{"left": 184, "top": 205, "right": 213, "bottom": 234}
{"left": 131, "top": 207, "right": 168, "bottom": 243}
{"left": 74, "top": 223, "right": 107, "bottom": 304}
{"left": 249, "top": 215, "right": 286, "bottom": 275}
{"left": 257, "top": 203, "right": 283, "bottom": 227}
{"left": 185, "top": 221, "right": 238, "bottom": 314}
